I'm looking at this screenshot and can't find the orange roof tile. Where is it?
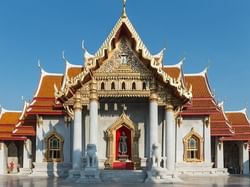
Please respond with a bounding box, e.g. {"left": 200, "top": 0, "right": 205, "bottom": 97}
{"left": 68, "top": 67, "right": 82, "bottom": 79}
{"left": 163, "top": 67, "right": 181, "bottom": 80}
{"left": 184, "top": 75, "right": 213, "bottom": 98}
{"left": 0, "top": 111, "right": 21, "bottom": 124}
{"left": 13, "top": 126, "right": 35, "bottom": 136}
{"left": 226, "top": 112, "right": 250, "bottom": 126}
{"left": 36, "top": 75, "right": 63, "bottom": 98}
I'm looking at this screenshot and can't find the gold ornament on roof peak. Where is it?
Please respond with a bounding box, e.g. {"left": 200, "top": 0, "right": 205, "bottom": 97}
{"left": 122, "top": 0, "right": 127, "bottom": 18}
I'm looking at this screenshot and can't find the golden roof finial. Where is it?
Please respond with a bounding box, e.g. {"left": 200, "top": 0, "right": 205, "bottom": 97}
{"left": 122, "top": 0, "right": 127, "bottom": 18}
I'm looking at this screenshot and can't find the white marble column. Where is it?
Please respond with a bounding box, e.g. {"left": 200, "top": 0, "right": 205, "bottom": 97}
{"left": 20, "top": 139, "right": 32, "bottom": 174}
{"left": 166, "top": 103, "right": 175, "bottom": 171}
{"left": 149, "top": 93, "right": 158, "bottom": 155}
{"left": 72, "top": 91, "right": 82, "bottom": 170}
{"left": 176, "top": 116, "right": 183, "bottom": 163}
{"left": 89, "top": 80, "right": 99, "bottom": 146}
{"left": 0, "top": 142, "right": 7, "bottom": 174}
{"left": 204, "top": 117, "right": 211, "bottom": 163}
{"left": 242, "top": 142, "right": 249, "bottom": 175}
{"left": 215, "top": 138, "right": 224, "bottom": 169}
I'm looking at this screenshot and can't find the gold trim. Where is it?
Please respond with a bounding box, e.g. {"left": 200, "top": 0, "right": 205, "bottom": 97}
{"left": 44, "top": 131, "right": 64, "bottom": 163}
{"left": 165, "top": 103, "right": 174, "bottom": 111}
{"left": 73, "top": 91, "right": 82, "bottom": 110}
{"left": 183, "top": 128, "right": 204, "bottom": 162}
{"left": 149, "top": 92, "right": 158, "bottom": 101}
{"left": 104, "top": 112, "right": 141, "bottom": 169}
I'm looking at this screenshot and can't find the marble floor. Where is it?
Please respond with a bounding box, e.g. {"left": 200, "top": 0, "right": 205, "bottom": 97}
{"left": 0, "top": 175, "right": 250, "bottom": 187}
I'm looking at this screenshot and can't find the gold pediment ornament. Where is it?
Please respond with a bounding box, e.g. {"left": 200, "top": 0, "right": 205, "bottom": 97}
{"left": 55, "top": 5, "right": 192, "bottom": 104}
{"left": 95, "top": 38, "right": 151, "bottom": 76}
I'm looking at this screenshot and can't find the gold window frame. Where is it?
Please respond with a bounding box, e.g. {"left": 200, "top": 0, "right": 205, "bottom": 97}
{"left": 44, "top": 132, "right": 64, "bottom": 163}
{"left": 183, "top": 128, "right": 204, "bottom": 162}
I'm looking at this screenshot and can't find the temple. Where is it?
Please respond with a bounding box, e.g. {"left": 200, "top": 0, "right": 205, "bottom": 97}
{"left": 0, "top": 2, "right": 249, "bottom": 183}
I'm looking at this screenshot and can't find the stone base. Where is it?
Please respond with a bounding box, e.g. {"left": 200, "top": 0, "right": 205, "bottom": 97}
{"left": 145, "top": 167, "right": 182, "bottom": 184}
{"left": 76, "top": 168, "right": 102, "bottom": 183}
{"left": 101, "top": 170, "right": 146, "bottom": 183}
{"left": 19, "top": 168, "right": 32, "bottom": 175}
{"left": 66, "top": 169, "right": 81, "bottom": 181}
{"left": 176, "top": 162, "right": 228, "bottom": 176}
{"left": 31, "top": 162, "right": 71, "bottom": 177}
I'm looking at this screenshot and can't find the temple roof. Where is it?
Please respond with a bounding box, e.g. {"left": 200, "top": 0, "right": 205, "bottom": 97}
{"left": 210, "top": 102, "right": 234, "bottom": 137}
{"left": 33, "top": 68, "right": 63, "bottom": 98}
{"left": 12, "top": 102, "right": 36, "bottom": 137}
{"left": 0, "top": 108, "right": 28, "bottom": 140}
{"left": 221, "top": 109, "right": 250, "bottom": 141}
{"left": 0, "top": 108, "right": 21, "bottom": 124}
{"left": 184, "top": 68, "right": 213, "bottom": 98}
{"left": 182, "top": 68, "right": 218, "bottom": 116}
{"left": 226, "top": 109, "right": 250, "bottom": 125}
{"left": 28, "top": 68, "right": 64, "bottom": 115}
{"left": 163, "top": 59, "right": 184, "bottom": 80}
{"left": 56, "top": 7, "right": 192, "bottom": 104}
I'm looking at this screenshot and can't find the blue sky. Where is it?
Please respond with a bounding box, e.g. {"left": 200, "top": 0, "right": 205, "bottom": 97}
{"left": 0, "top": 0, "right": 249, "bottom": 114}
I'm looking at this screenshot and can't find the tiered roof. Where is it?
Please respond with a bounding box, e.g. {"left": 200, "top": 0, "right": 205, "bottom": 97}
{"left": 0, "top": 3, "right": 248, "bottom": 146}
{"left": 0, "top": 108, "right": 25, "bottom": 140}
{"left": 27, "top": 68, "right": 64, "bottom": 115}
{"left": 210, "top": 102, "right": 234, "bottom": 137}
{"left": 182, "top": 68, "right": 218, "bottom": 115}
{"left": 221, "top": 109, "right": 250, "bottom": 141}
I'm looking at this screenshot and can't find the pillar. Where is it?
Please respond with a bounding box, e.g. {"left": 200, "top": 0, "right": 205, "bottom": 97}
{"left": 242, "top": 142, "right": 249, "bottom": 175}
{"left": 23, "top": 139, "right": 32, "bottom": 168}
{"left": 20, "top": 139, "right": 32, "bottom": 174}
{"left": 166, "top": 103, "right": 175, "bottom": 171}
{"left": 215, "top": 138, "right": 224, "bottom": 169}
{"left": 176, "top": 116, "right": 183, "bottom": 163}
{"left": 149, "top": 92, "right": 158, "bottom": 156}
{"left": 72, "top": 91, "right": 82, "bottom": 170}
{"left": 0, "top": 142, "right": 7, "bottom": 174}
{"left": 204, "top": 117, "right": 211, "bottom": 163}
{"left": 89, "top": 80, "right": 99, "bottom": 146}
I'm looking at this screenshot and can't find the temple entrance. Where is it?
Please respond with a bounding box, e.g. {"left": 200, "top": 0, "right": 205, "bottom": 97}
{"left": 224, "top": 142, "right": 240, "bottom": 174}
{"left": 116, "top": 125, "right": 131, "bottom": 161}
{"left": 104, "top": 112, "right": 141, "bottom": 170}
{"left": 7, "top": 142, "right": 19, "bottom": 173}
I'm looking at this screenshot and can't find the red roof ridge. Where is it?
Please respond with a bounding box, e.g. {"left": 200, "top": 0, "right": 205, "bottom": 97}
{"left": 15, "top": 101, "right": 30, "bottom": 128}
{"left": 217, "top": 101, "right": 235, "bottom": 134}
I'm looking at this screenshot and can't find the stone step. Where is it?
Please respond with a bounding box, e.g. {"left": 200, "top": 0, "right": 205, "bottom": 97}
{"left": 101, "top": 170, "right": 146, "bottom": 183}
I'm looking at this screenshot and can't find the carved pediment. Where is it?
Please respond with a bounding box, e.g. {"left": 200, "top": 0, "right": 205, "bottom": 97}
{"left": 95, "top": 38, "right": 152, "bottom": 77}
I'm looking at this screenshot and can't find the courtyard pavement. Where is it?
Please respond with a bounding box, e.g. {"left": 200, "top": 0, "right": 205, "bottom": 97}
{"left": 0, "top": 175, "right": 250, "bottom": 187}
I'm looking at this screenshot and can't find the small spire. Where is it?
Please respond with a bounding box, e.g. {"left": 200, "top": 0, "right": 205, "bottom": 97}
{"left": 37, "top": 59, "right": 43, "bottom": 73}
{"left": 62, "top": 50, "right": 70, "bottom": 64}
{"left": 122, "top": 0, "right": 127, "bottom": 18}
{"left": 81, "top": 40, "right": 85, "bottom": 52}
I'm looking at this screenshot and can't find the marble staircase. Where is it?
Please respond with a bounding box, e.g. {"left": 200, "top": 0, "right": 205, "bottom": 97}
{"left": 101, "top": 170, "right": 147, "bottom": 183}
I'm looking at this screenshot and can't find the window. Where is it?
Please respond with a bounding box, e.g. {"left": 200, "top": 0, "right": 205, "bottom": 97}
{"left": 101, "top": 82, "right": 105, "bottom": 90}
{"left": 132, "top": 82, "right": 136, "bottom": 90}
{"left": 122, "top": 82, "right": 126, "bottom": 90}
{"left": 111, "top": 82, "right": 115, "bottom": 90}
{"left": 142, "top": 82, "right": 146, "bottom": 90}
{"left": 187, "top": 136, "right": 199, "bottom": 160}
{"left": 183, "top": 128, "right": 203, "bottom": 162}
{"left": 46, "top": 133, "right": 63, "bottom": 162}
